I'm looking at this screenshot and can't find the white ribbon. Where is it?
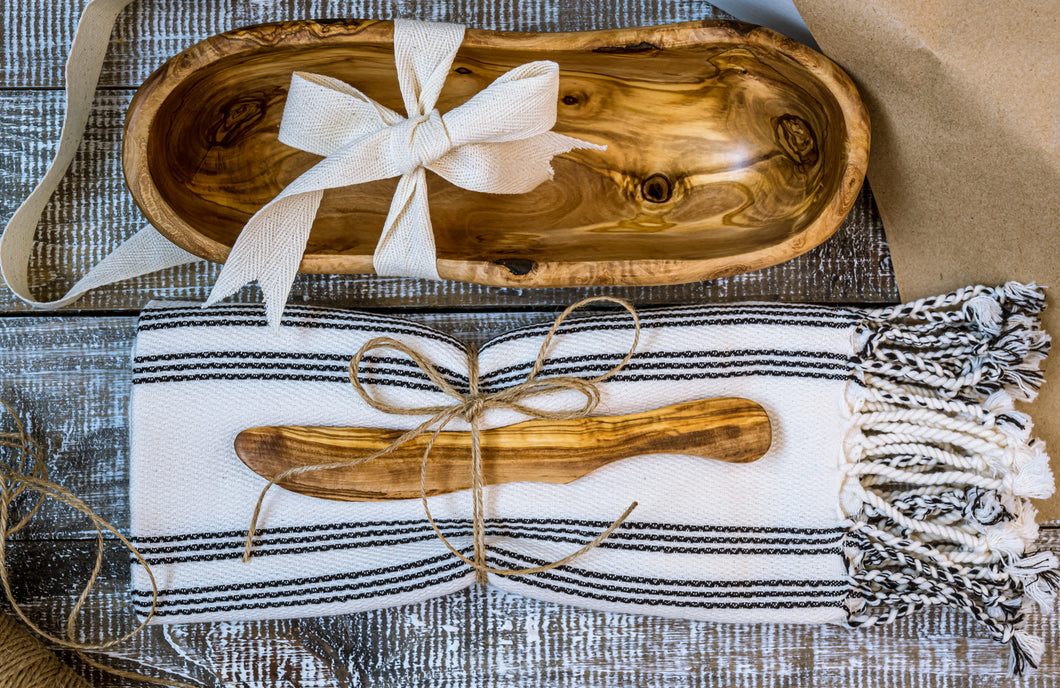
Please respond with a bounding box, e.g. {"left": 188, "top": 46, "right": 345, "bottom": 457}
{"left": 204, "top": 19, "right": 604, "bottom": 328}
{"left": 0, "top": 0, "right": 202, "bottom": 312}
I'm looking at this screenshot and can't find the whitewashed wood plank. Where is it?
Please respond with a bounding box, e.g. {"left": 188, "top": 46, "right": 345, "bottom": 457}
{"left": 0, "top": 0, "right": 734, "bottom": 89}
{"left": 0, "top": 316, "right": 135, "bottom": 532}
{"left": 4, "top": 548, "right": 329, "bottom": 687}
{"left": 6, "top": 539, "right": 1060, "bottom": 687}
{"left": 0, "top": 88, "right": 896, "bottom": 314}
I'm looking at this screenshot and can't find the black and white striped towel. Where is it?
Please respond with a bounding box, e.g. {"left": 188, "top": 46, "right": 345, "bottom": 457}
{"left": 129, "top": 284, "right": 1057, "bottom": 672}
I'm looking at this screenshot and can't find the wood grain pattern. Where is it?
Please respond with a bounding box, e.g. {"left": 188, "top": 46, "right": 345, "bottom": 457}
{"left": 124, "top": 19, "right": 870, "bottom": 288}
{"left": 234, "top": 397, "right": 772, "bottom": 501}
{"left": 0, "top": 53, "right": 896, "bottom": 315}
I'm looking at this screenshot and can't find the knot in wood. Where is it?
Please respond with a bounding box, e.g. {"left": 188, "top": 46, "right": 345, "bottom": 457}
{"left": 390, "top": 109, "right": 452, "bottom": 175}
{"left": 641, "top": 174, "right": 672, "bottom": 203}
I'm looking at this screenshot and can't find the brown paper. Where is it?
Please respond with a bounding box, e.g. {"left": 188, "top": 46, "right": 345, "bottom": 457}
{"left": 794, "top": 0, "right": 1060, "bottom": 519}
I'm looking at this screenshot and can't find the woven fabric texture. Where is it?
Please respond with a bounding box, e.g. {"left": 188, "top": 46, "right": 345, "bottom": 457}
{"left": 129, "top": 299, "right": 857, "bottom": 625}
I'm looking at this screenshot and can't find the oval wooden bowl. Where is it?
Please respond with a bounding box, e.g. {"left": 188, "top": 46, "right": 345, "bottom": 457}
{"left": 123, "top": 19, "right": 869, "bottom": 287}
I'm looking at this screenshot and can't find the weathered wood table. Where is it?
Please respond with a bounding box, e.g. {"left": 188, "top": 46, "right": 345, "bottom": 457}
{"left": 0, "top": 1, "right": 1056, "bottom": 686}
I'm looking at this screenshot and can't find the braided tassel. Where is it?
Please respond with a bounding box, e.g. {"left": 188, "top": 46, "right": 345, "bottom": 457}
{"left": 843, "top": 282, "right": 1056, "bottom": 676}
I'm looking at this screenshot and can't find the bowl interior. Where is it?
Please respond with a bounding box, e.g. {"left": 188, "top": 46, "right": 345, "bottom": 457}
{"left": 143, "top": 24, "right": 850, "bottom": 269}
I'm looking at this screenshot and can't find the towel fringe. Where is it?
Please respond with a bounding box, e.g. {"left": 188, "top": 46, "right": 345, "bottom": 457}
{"left": 843, "top": 282, "right": 1057, "bottom": 676}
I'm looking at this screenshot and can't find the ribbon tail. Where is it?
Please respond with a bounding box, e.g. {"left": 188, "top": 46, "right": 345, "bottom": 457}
{"left": 204, "top": 191, "right": 323, "bottom": 329}
{"left": 372, "top": 169, "right": 440, "bottom": 280}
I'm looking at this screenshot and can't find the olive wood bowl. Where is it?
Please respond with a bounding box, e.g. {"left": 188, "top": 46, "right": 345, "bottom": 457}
{"left": 123, "top": 19, "right": 870, "bottom": 287}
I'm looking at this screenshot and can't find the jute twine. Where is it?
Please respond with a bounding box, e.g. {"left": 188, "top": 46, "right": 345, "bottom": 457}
{"left": 244, "top": 297, "right": 642, "bottom": 582}
{"left": 0, "top": 612, "right": 91, "bottom": 688}
{"left": 0, "top": 400, "right": 197, "bottom": 687}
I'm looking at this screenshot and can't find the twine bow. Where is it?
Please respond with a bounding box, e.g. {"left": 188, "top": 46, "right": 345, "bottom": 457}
{"left": 206, "top": 19, "right": 605, "bottom": 328}
{"left": 243, "top": 297, "right": 641, "bottom": 581}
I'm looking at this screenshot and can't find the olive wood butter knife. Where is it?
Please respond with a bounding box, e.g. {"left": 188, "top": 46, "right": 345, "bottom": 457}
{"left": 234, "top": 397, "right": 771, "bottom": 501}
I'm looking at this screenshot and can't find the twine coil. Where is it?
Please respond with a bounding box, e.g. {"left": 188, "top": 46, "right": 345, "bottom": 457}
{"left": 244, "top": 297, "right": 642, "bottom": 581}
{"left": 0, "top": 612, "right": 91, "bottom": 688}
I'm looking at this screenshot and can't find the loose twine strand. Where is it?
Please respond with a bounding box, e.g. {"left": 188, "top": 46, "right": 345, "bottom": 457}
{"left": 0, "top": 399, "right": 198, "bottom": 687}
{"left": 243, "top": 297, "right": 641, "bottom": 582}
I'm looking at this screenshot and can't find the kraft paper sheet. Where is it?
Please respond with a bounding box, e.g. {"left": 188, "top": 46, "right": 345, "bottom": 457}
{"left": 793, "top": 0, "right": 1060, "bottom": 518}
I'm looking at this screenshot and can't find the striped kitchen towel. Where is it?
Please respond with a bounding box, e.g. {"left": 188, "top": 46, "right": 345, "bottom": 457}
{"left": 128, "top": 283, "right": 1057, "bottom": 673}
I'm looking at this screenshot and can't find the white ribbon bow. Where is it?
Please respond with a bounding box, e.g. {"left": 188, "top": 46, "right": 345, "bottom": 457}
{"left": 204, "top": 19, "right": 604, "bottom": 327}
